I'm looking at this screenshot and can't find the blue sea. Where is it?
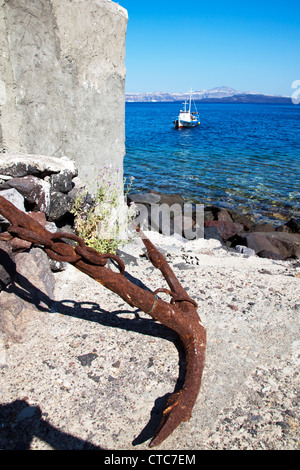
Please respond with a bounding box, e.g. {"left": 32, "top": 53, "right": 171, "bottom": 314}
{"left": 124, "top": 102, "right": 300, "bottom": 223}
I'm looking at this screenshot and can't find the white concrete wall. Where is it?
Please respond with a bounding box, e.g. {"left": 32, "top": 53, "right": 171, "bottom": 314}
{"left": 0, "top": 0, "right": 128, "bottom": 183}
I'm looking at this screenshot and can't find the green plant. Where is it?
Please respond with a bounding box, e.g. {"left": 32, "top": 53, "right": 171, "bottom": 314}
{"left": 72, "top": 166, "right": 138, "bottom": 254}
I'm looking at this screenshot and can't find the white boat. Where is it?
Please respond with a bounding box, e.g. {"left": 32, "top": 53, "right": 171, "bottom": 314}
{"left": 173, "top": 90, "right": 200, "bottom": 129}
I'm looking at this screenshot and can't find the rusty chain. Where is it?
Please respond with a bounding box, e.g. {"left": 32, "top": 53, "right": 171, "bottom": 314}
{"left": 0, "top": 195, "right": 206, "bottom": 448}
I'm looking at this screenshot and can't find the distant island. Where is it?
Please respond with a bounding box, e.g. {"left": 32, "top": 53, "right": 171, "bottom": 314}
{"left": 126, "top": 86, "right": 292, "bottom": 104}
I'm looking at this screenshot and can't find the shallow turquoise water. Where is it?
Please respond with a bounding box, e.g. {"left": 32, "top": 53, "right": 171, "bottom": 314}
{"left": 124, "top": 102, "right": 300, "bottom": 222}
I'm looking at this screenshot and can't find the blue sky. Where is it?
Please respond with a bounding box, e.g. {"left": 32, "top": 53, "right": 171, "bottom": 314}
{"left": 119, "top": 0, "right": 300, "bottom": 96}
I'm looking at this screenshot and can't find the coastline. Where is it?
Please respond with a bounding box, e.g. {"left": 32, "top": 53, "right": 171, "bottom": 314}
{"left": 127, "top": 190, "right": 300, "bottom": 262}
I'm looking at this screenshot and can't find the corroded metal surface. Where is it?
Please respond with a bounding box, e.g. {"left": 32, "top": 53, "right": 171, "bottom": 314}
{"left": 0, "top": 195, "right": 206, "bottom": 447}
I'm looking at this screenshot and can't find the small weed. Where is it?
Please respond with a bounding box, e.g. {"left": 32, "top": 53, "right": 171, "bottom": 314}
{"left": 71, "top": 166, "right": 138, "bottom": 254}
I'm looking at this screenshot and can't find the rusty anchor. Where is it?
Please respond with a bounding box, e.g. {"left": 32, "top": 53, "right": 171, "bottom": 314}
{"left": 0, "top": 195, "right": 206, "bottom": 448}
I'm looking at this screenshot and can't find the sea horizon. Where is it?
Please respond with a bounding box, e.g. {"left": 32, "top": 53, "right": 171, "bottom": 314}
{"left": 125, "top": 85, "right": 295, "bottom": 104}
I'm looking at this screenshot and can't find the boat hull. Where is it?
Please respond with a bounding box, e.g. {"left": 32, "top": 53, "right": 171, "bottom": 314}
{"left": 174, "top": 119, "right": 200, "bottom": 129}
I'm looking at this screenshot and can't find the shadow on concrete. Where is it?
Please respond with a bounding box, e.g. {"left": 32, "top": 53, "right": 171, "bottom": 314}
{"left": 0, "top": 399, "right": 103, "bottom": 450}
{"left": 1, "top": 257, "right": 186, "bottom": 448}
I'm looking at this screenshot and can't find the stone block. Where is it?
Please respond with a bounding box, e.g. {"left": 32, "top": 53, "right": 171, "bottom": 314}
{"left": 233, "top": 232, "right": 300, "bottom": 260}
{"left": 0, "top": 188, "right": 25, "bottom": 224}
{"left": 0, "top": 1, "right": 127, "bottom": 183}
{"left": 6, "top": 175, "right": 51, "bottom": 215}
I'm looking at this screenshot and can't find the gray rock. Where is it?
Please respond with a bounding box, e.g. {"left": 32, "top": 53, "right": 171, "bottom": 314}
{"left": 116, "top": 249, "right": 138, "bottom": 266}
{"left": 216, "top": 208, "right": 233, "bottom": 222}
{"left": 0, "top": 241, "right": 16, "bottom": 291}
{"left": 285, "top": 218, "right": 300, "bottom": 234}
{"left": 48, "top": 191, "right": 73, "bottom": 222}
{"left": 173, "top": 262, "right": 194, "bottom": 270}
{"left": 204, "top": 225, "right": 224, "bottom": 244}
{"left": 0, "top": 175, "right": 12, "bottom": 181}
{"left": 43, "top": 221, "right": 68, "bottom": 272}
{"left": 149, "top": 190, "right": 185, "bottom": 207}
{"left": 15, "top": 248, "right": 55, "bottom": 302}
{"left": 0, "top": 0, "right": 126, "bottom": 186}
{"left": 50, "top": 169, "right": 73, "bottom": 194}
{"left": 233, "top": 232, "right": 300, "bottom": 260}
{"left": 204, "top": 220, "right": 244, "bottom": 242}
{"left": 0, "top": 154, "right": 78, "bottom": 179}
{"left": 0, "top": 248, "right": 55, "bottom": 342}
{"left": 226, "top": 209, "right": 255, "bottom": 231}
{"left": 235, "top": 245, "right": 256, "bottom": 256}
{"left": 250, "top": 222, "right": 275, "bottom": 232}
{"left": 0, "top": 188, "right": 25, "bottom": 224}
{"left": 48, "top": 259, "right": 68, "bottom": 272}
{"left": 0, "top": 180, "right": 12, "bottom": 190}
{"left": 45, "top": 221, "right": 58, "bottom": 233}
{"left": 257, "top": 249, "right": 285, "bottom": 260}
{"left": 77, "top": 353, "right": 98, "bottom": 367}
{"left": 7, "top": 175, "right": 51, "bottom": 215}
{"left": 15, "top": 405, "right": 39, "bottom": 422}
{"left": 128, "top": 192, "right": 161, "bottom": 205}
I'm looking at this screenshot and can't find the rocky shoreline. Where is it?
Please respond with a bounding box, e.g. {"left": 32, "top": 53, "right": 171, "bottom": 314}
{"left": 0, "top": 154, "right": 299, "bottom": 450}
{"left": 1, "top": 153, "right": 299, "bottom": 267}
{"left": 128, "top": 190, "right": 300, "bottom": 261}
{"left": 0, "top": 152, "right": 299, "bottom": 339}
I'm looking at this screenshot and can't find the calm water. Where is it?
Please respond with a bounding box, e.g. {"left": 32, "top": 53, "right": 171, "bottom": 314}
{"left": 124, "top": 102, "right": 300, "bottom": 223}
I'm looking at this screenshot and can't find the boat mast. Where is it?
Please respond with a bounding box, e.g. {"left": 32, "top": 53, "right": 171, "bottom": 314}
{"left": 189, "top": 89, "right": 192, "bottom": 113}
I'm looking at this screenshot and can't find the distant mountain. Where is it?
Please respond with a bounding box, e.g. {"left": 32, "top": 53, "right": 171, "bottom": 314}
{"left": 125, "top": 87, "right": 292, "bottom": 104}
